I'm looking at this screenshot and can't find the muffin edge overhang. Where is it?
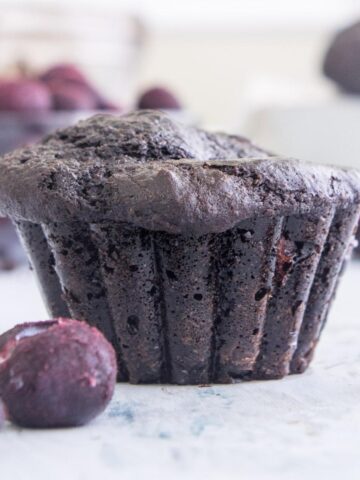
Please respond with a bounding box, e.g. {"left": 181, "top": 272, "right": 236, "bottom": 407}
{"left": 0, "top": 155, "right": 360, "bottom": 235}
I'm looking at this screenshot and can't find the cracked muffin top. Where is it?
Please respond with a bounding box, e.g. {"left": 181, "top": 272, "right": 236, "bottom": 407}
{"left": 17, "top": 109, "right": 271, "bottom": 164}
{"left": 0, "top": 110, "right": 359, "bottom": 234}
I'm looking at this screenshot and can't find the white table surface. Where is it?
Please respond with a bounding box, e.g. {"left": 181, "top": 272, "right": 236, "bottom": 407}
{"left": 0, "top": 262, "right": 360, "bottom": 480}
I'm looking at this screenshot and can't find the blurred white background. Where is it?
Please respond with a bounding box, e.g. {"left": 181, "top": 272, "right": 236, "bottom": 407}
{"left": 0, "top": 0, "right": 360, "bottom": 165}
{"left": 2, "top": 0, "right": 359, "bottom": 129}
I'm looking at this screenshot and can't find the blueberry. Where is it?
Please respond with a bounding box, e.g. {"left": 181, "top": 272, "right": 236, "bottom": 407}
{"left": 39, "top": 63, "right": 88, "bottom": 86}
{"left": 137, "top": 86, "right": 181, "bottom": 110}
{"left": 48, "top": 81, "right": 97, "bottom": 111}
{"left": 0, "top": 319, "right": 117, "bottom": 428}
{"left": 0, "top": 80, "right": 52, "bottom": 112}
{"left": 39, "top": 63, "right": 120, "bottom": 112}
{"left": 324, "top": 21, "right": 360, "bottom": 93}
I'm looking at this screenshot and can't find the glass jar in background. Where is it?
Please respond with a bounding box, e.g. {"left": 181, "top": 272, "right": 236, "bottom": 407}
{"left": 0, "top": 4, "right": 144, "bottom": 269}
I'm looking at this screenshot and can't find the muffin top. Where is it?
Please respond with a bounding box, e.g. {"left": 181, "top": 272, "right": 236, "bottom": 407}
{"left": 19, "top": 109, "right": 270, "bottom": 164}
{"left": 0, "top": 110, "right": 359, "bottom": 234}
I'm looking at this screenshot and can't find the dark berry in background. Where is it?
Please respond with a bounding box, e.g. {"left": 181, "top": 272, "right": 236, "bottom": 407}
{"left": 0, "top": 318, "right": 117, "bottom": 429}
{"left": 48, "top": 81, "right": 97, "bottom": 111}
{"left": 0, "top": 80, "right": 52, "bottom": 112}
{"left": 323, "top": 20, "right": 360, "bottom": 93}
{"left": 39, "top": 63, "right": 89, "bottom": 86}
{"left": 137, "top": 86, "right": 181, "bottom": 110}
{"left": 38, "top": 63, "right": 120, "bottom": 112}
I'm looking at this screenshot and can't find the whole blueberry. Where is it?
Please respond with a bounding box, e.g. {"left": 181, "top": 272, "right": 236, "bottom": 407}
{"left": 48, "top": 81, "right": 97, "bottom": 111}
{"left": 39, "top": 63, "right": 89, "bottom": 86}
{"left": 0, "top": 319, "right": 117, "bottom": 428}
{"left": 137, "top": 86, "right": 181, "bottom": 110}
{"left": 39, "top": 63, "right": 120, "bottom": 112}
{"left": 324, "top": 21, "right": 360, "bottom": 93}
{"left": 0, "top": 80, "right": 52, "bottom": 112}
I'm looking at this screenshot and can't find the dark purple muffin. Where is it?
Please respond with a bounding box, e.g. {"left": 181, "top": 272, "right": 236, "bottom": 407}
{"left": 323, "top": 20, "right": 360, "bottom": 93}
{"left": 0, "top": 110, "right": 359, "bottom": 384}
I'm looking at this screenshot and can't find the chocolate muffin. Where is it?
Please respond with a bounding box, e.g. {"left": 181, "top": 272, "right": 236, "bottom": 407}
{"left": 0, "top": 111, "right": 359, "bottom": 384}
{"left": 323, "top": 20, "right": 360, "bottom": 93}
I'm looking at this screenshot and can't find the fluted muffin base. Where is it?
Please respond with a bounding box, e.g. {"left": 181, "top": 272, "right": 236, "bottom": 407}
{"left": 16, "top": 205, "right": 360, "bottom": 384}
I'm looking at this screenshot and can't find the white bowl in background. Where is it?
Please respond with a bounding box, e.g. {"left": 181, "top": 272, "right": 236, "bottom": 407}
{"left": 244, "top": 95, "right": 360, "bottom": 170}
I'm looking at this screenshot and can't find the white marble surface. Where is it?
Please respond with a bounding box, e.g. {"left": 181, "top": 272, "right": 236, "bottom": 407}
{"left": 0, "top": 263, "right": 360, "bottom": 480}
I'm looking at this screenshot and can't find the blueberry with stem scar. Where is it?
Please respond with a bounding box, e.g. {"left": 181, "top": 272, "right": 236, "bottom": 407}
{"left": 0, "top": 319, "right": 117, "bottom": 429}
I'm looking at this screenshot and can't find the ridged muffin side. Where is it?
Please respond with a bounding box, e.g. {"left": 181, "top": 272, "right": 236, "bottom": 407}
{"left": 15, "top": 199, "right": 359, "bottom": 384}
